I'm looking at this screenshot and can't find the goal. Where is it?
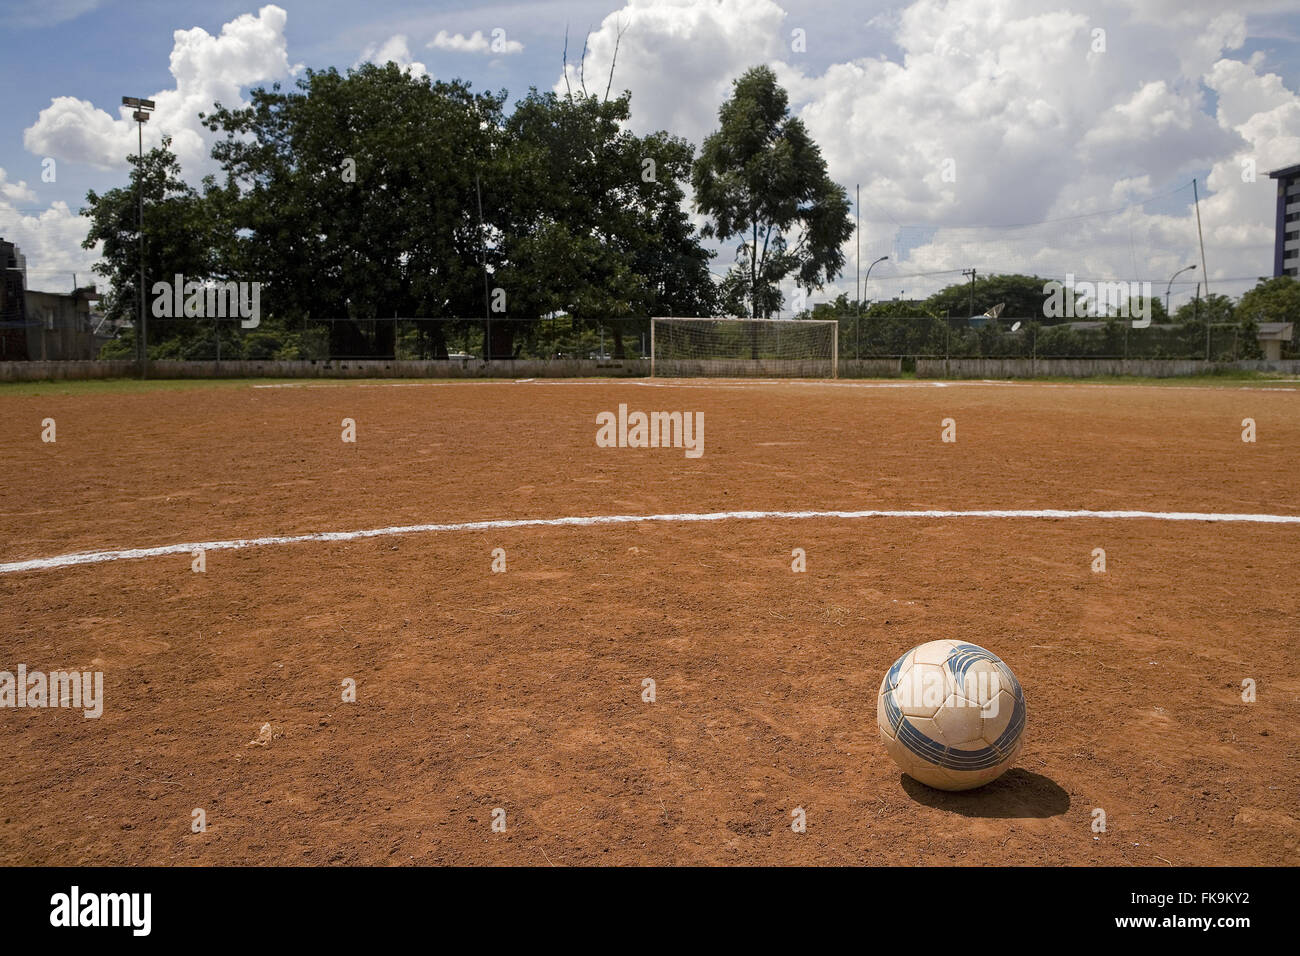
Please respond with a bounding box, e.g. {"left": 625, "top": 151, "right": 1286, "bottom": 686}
{"left": 650, "top": 318, "right": 838, "bottom": 378}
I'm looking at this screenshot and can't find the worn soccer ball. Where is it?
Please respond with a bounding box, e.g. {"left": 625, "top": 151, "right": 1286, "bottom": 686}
{"left": 877, "top": 640, "right": 1026, "bottom": 791}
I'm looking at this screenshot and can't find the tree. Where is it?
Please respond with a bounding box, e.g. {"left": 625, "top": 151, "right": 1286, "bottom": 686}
{"left": 692, "top": 66, "right": 853, "bottom": 319}
{"left": 924, "top": 273, "right": 1056, "bottom": 323}
{"left": 1228, "top": 277, "right": 1300, "bottom": 359}
{"left": 1236, "top": 277, "right": 1300, "bottom": 324}
{"left": 203, "top": 64, "right": 504, "bottom": 358}
{"left": 202, "top": 66, "right": 715, "bottom": 360}
{"left": 494, "top": 89, "right": 714, "bottom": 358}
{"left": 1172, "top": 292, "right": 1232, "bottom": 325}
{"left": 81, "top": 136, "right": 222, "bottom": 357}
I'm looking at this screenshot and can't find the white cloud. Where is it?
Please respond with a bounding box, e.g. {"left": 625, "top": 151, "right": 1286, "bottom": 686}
{"left": 357, "top": 35, "right": 431, "bottom": 79}
{"left": 556, "top": 0, "right": 786, "bottom": 148}
{"left": 563, "top": 0, "right": 1300, "bottom": 305}
{"left": 23, "top": 4, "right": 293, "bottom": 173}
{"left": 0, "top": 168, "right": 99, "bottom": 292}
{"left": 429, "top": 29, "right": 524, "bottom": 55}
{"left": 0, "top": 169, "right": 38, "bottom": 206}
{"left": 14, "top": 0, "right": 1300, "bottom": 309}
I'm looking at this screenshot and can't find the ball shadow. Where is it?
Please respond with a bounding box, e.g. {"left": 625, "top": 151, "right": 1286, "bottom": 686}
{"left": 899, "top": 768, "right": 1070, "bottom": 818}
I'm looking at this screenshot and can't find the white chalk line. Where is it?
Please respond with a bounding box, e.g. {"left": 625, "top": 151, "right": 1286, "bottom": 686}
{"left": 3, "top": 507, "right": 1298, "bottom": 575}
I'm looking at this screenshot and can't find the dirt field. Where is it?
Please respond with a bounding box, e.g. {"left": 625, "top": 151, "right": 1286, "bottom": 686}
{"left": 0, "top": 377, "right": 1296, "bottom": 865}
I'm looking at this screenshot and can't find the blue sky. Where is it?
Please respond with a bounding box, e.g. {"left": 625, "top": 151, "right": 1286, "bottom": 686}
{"left": 4, "top": 0, "right": 1300, "bottom": 306}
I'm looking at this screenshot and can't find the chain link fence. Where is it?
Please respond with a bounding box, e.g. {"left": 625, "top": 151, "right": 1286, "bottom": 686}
{"left": 832, "top": 315, "right": 1267, "bottom": 363}
{"left": 105, "top": 313, "right": 1278, "bottom": 366}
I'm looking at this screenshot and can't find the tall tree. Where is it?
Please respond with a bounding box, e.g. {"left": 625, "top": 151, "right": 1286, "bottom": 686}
{"left": 494, "top": 90, "right": 714, "bottom": 358}
{"left": 1235, "top": 276, "right": 1300, "bottom": 326}
{"left": 80, "top": 135, "right": 211, "bottom": 329}
{"left": 692, "top": 66, "right": 853, "bottom": 318}
{"left": 81, "top": 137, "right": 220, "bottom": 355}
{"left": 203, "top": 64, "right": 504, "bottom": 357}
{"left": 202, "top": 67, "right": 714, "bottom": 360}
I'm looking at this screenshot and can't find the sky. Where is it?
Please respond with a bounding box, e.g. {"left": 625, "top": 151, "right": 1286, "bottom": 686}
{"left": 3, "top": 0, "right": 1300, "bottom": 311}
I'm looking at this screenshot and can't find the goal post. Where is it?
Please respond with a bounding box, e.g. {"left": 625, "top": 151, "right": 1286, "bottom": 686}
{"left": 649, "top": 318, "right": 838, "bottom": 379}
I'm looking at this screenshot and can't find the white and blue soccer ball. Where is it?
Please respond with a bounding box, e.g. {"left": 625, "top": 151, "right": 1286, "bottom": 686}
{"left": 877, "top": 640, "right": 1026, "bottom": 791}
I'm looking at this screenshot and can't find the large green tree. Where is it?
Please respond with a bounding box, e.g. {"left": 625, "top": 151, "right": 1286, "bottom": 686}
{"left": 493, "top": 89, "right": 714, "bottom": 358}
{"left": 200, "top": 65, "right": 715, "bottom": 360}
{"left": 1222, "top": 279, "right": 1298, "bottom": 359}
{"left": 203, "top": 64, "right": 503, "bottom": 358}
{"left": 81, "top": 137, "right": 219, "bottom": 354}
{"left": 692, "top": 66, "right": 853, "bottom": 318}
{"left": 1235, "top": 276, "right": 1300, "bottom": 325}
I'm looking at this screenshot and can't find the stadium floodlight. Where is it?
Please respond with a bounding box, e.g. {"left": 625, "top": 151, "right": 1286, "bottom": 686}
{"left": 123, "top": 96, "right": 155, "bottom": 376}
{"left": 650, "top": 317, "right": 837, "bottom": 379}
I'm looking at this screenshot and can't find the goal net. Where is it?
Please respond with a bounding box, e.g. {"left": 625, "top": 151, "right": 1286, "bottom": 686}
{"left": 651, "top": 318, "right": 837, "bottom": 378}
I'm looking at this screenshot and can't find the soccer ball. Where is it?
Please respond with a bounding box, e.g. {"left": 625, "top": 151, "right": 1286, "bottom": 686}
{"left": 877, "top": 640, "right": 1026, "bottom": 791}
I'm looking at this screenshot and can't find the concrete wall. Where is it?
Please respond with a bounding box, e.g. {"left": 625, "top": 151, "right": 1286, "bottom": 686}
{"left": 915, "top": 358, "right": 1300, "bottom": 378}
{"left": 0, "top": 360, "right": 139, "bottom": 380}
{"left": 839, "top": 358, "right": 904, "bottom": 378}
{"left": 654, "top": 358, "right": 838, "bottom": 377}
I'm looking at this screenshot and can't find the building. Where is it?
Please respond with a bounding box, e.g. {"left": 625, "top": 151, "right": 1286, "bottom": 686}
{"left": 1257, "top": 322, "right": 1294, "bottom": 361}
{"left": 0, "top": 237, "right": 103, "bottom": 360}
{"left": 24, "top": 288, "right": 101, "bottom": 360}
{"left": 1267, "top": 164, "right": 1300, "bottom": 277}
{"left": 0, "top": 238, "right": 27, "bottom": 359}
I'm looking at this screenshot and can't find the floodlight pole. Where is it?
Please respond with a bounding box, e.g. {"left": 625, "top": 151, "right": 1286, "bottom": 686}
{"left": 123, "top": 96, "right": 154, "bottom": 377}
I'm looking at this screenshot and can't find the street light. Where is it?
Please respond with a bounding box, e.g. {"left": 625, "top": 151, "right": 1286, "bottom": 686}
{"left": 861, "top": 256, "right": 888, "bottom": 305}
{"left": 858, "top": 255, "right": 888, "bottom": 359}
{"left": 123, "top": 96, "right": 155, "bottom": 375}
{"left": 1165, "top": 264, "right": 1196, "bottom": 319}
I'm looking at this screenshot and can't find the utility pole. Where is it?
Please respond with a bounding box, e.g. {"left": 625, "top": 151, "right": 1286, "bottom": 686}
{"left": 962, "top": 268, "right": 976, "bottom": 320}
{"left": 1193, "top": 178, "right": 1209, "bottom": 298}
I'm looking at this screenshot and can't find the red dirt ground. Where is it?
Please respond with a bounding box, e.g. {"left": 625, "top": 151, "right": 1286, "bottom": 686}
{"left": 0, "top": 378, "right": 1296, "bottom": 865}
